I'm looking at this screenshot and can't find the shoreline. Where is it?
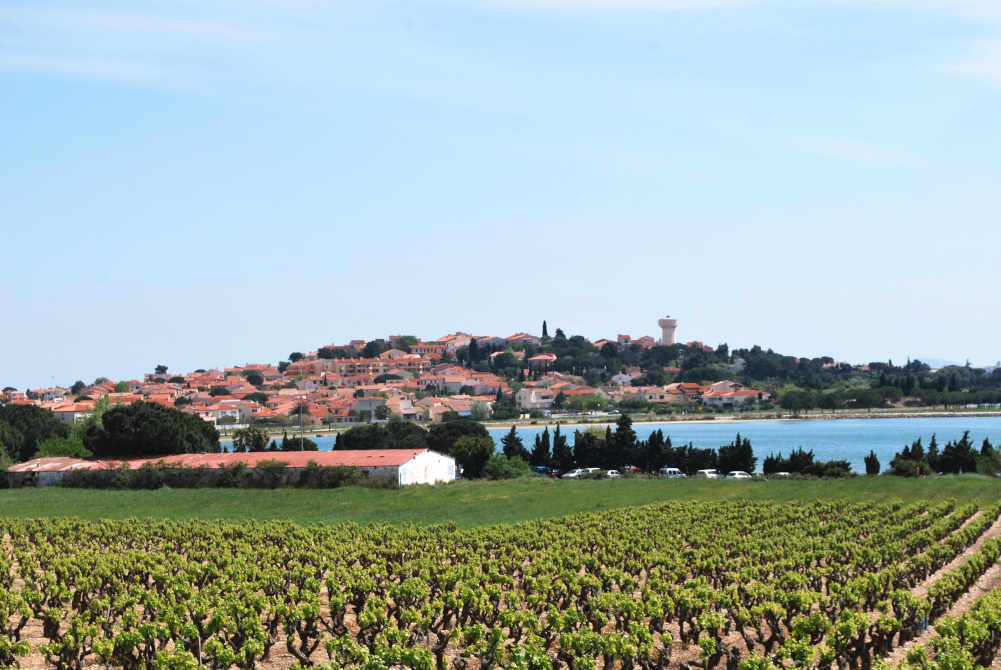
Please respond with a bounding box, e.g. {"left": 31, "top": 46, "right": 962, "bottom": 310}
{"left": 218, "top": 410, "right": 1001, "bottom": 440}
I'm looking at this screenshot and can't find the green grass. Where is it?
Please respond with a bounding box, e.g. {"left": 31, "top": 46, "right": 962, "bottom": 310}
{"left": 1, "top": 476, "right": 998, "bottom": 526}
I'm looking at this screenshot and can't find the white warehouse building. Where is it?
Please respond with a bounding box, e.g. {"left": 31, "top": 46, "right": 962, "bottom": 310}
{"left": 7, "top": 449, "right": 457, "bottom": 487}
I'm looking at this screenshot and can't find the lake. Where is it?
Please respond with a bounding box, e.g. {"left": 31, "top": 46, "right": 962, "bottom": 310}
{"left": 237, "top": 416, "right": 1001, "bottom": 473}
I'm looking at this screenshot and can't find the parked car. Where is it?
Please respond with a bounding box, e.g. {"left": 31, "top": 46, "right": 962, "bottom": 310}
{"left": 582, "top": 467, "right": 602, "bottom": 476}
{"left": 694, "top": 469, "right": 721, "bottom": 479}
{"left": 561, "top": 468, "right": 585, "bottom": 479}
{"left": 658, "top": 467, "right": 686, "bottom": 478}
{"left": 726, "top": 470, "right": 752, "bottom": 479}
{"left": 606, "top": 469, "right": 621, "bottom": 478}
{"left": 532, "top": 466, "right": 555, "bottom": 478}
{"left": 621, "top": 465, "right": 642, "bottom": 473}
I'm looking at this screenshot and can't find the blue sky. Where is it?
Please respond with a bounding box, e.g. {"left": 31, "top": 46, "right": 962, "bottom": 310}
{"left": 2, "top": 0, "right": 1000, "bottom": 388}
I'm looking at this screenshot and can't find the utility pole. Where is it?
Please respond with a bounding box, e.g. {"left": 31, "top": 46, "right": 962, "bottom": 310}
{"left": 299, "top": 395, "right": 304, "bottom": 450}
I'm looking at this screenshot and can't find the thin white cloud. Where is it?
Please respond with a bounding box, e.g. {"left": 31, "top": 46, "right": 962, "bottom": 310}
{"left": 0, "top": 5, "right": 258, "bottom": 44}
{"left": 793, "top": 135, "right": 923, "bottom": 168}
{"left": 484, "top": 0, "right": 755, "bottom": 10}
{"left": 0, "top": 52, "right": 160, "bottom": 82}
{"left": 946, "top": 40, "right": 1001, "bottom": 85}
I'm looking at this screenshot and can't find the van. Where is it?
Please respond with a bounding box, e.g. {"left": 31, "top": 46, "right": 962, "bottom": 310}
{"left": 694, "top": 469, "right": 720, "bottom": 479}
{"left": 658, "top": 467, "right": 685, "bottom": 478}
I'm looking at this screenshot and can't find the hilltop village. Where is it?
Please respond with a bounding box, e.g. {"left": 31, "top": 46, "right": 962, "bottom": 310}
{"left": 1, "top": 325, "right": 774, "bottom": 428}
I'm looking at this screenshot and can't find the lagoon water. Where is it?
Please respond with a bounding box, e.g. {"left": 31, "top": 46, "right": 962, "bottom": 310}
{"left": 251, "top": 416, "right": 1001, "bottom": 473}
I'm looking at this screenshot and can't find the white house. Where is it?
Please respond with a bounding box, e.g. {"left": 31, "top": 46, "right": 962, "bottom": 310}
{"left": 8, "top": 449, "right": 457, "bottom": 487}
{"left": 516, "top": 387, "right": 555, "bottom": 409}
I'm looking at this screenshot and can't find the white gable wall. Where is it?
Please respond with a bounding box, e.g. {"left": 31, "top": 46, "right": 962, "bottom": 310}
{"left": 398, "top": 450, "right": 456, "bottom": 486}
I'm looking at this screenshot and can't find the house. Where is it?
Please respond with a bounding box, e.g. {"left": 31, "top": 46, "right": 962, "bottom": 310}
{"left": 8, "top": 450, "right": 457, "bottom": 487}
{"left": 51, "top": 403, "right": 94, "bottom": 424}
{"left": 701, "top": 389, "right": 769, "bottom": 408}
{"left": 505, "top": 333, "right": 541, "bottom": 347}
{"left": 526, "top": 353, "right": 557, "bottom": 369}
{"left": 515, "top": 387, "right": 555, "bottom": 409}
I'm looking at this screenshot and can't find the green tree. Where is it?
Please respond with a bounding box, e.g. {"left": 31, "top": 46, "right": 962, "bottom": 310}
{"left": 452, "top": 436, "right": 495, "bottom": 478}
{"left": 550, "top": 424, "right": 574, "bottom": 471}
{"left": 530, "top": 427, "right": 551, "bottom": 468}
{"left": 113, "top": 381, "right": 130, "bottom": 392}
{"left": 717, "top": 433, "right": 755, "bottom": 473}
{"left": 483, "top": 453, "right": 533, "bottom": 479}
{"left": 427, "top": 420, "right": 490, "bottom": 456}
{"left": 36, "top": 435, "right": 92, "bottom": 458}
{"left": 244, "top": 371, "right": 264, "bottom": 387}
{"left": 70, "top": 380, "right": 86, "bottom": 395}
{"left": 289, "top": 352, "right": 305, "bottom": 362}
{"left": 470, "top": 401, "right": 490, "bottom": 421}
{"left": 0, "top": 404, "right": 70, "bottom": 462}
{"left": 363, "top": 340, "right": 389, "bottom": 358}
{"left": 232, "top": 426, "right": 269, "bottom": 452}
{"left": 553, "top": 391, "right": 566, "bottom": 410}
{"left": 542, "top": 320, "right": 549, "bottom": 339}
{"left": 500, "top": 426, "right": 530, "bottom": 461}
{"left": 83, "top": 401, "right": 220, "bottom": 459}
{"left": 864, "top": 450, "right": 880, "bottom": 475}
{"left": 155, "top": 364, "right": 168, "bottom": 375}
{"left": 374, "top": 405, "right": 392, "bottom": 420}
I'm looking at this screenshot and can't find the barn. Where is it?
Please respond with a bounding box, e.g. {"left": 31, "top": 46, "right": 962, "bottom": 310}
{"left": 7, "top": 449, "right": 456, "bottom": 487}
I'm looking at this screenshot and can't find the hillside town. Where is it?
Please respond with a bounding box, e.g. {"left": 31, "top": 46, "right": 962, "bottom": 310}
{"left": 0, "top": 324, "right": 774, "bottom": 428}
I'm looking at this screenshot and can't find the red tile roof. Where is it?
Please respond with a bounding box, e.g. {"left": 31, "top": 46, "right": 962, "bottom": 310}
{"left": 10, "top": 450, "right": 433, "bottom": 472}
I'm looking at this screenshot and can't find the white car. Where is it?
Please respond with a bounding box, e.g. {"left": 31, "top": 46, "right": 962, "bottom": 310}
{"left": 726, "top": 470, "right": 752, "bottom": 479}
{"left": 561, "top": 469, "right": 584, "bottom": 479}
{"left": 658, "top": 467, "right": 686, "bottom": 478}
{"left": 606, "top": 469, "right": 621, "bottom": 478}
{"left": 694, "top": 469, "right": 720, "bottom": 479}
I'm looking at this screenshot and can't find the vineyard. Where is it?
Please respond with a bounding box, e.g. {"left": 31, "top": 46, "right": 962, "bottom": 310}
{"left": 3, "top": 500, "right": 1001, "bottom": 670}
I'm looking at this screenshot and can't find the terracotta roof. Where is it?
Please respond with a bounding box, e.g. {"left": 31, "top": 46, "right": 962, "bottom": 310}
{"left": 9, "top": 449, "right": 434, "bottom": 472}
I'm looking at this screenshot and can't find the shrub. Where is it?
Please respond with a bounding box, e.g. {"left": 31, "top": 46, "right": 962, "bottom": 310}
{"left": 482, "top": 454, "right": 532, "bottom": 480}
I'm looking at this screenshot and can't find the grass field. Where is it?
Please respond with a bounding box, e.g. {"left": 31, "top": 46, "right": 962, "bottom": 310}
{"left": 1, "top": 475, "right": 999, "bottom": 526}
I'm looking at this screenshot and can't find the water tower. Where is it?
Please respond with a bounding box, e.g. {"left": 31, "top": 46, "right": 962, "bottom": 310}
{"left": 658, "top": 316, "right": 678, "bottom": 346}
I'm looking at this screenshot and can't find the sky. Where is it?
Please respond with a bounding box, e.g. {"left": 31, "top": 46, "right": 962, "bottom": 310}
{"left": 2, "top": 0, "right": 1000, "bottom": 389}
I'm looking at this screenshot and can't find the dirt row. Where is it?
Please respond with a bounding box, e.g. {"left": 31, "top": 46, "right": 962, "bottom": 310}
{"left": 881, "top": 509, "right": 1001, "bottom": 667}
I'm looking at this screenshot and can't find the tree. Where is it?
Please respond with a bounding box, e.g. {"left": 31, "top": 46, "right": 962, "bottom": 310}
{"left": 114, "top": 381, "right": 130, "bottom": 393}
{"left": 483, "top": 453, "right": 533, "bottom": 479}
{"left": 0, "top": 404, "right": 70, "bottom": 462}
{"left": 500, "top": 426, "right": 530, "bottom": 461}
{"left": 335, "top": 422, "right": 429, "bottom": 451}
{"left": 864, "top": 450, "right": 880, "bottom": 475}
{"left": 551, "top": 424, "right": 574, "bottom": 472}
{"left": 70, "top": 380, "right": 86, "bottom": 395}
{"left": 232, "top": 426, "right": 269, "bottom": 452}
{"left": 155, "top": 364, "right": 168, "bottom": 375}
{"left": 36, "top": 435, "right": 92, "bottom": 458}
{"left": 374, "top": 405, "right": 392, "bottom": 420}
{"left": 531, "top": 428, "right": 551, "bottom": 467}
{"left": 363, "top": 340, "right": 389, "bottom": 359}
{"left": 245, "top": 371, "right": 264, "bottom": 387}
{"left": 83, "top": 401, "right": 220, "bottom": 459}
{"left": 553, "top": 391, "right": 566, "bottom": 410}
{"left": 469, "top": 401, "right": 490, "bottom": 421}
{"left": 278, "top": 361, "right": 290, "bottom": 373}
{"left": 209, "top": 386, "right": 230, "bottom": 397}
{"left": 452, "top": 436, "right": 495, "bottom": 478}
{"left": 610, "top": 414, "right": 637, "bottom": 466}
{"left": 289, "top": 352, "right": 305, "bottom": 362}
{"left": 572, "top": 429, "right": 604, "bottom": 468}
{"left": 542, "top": 321, "right": 549, "bottom": 339}
{"left": 244, "top": 392, "right": 269, "bottom": 404}
{"left": 717, "top": 433, "right": 755, "bottom": 473}
{"left": 280, "top": 435, "right": 317, "bottom": 451}
{"left": 426, "top": 420, "right": 490, "bottom": 456}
